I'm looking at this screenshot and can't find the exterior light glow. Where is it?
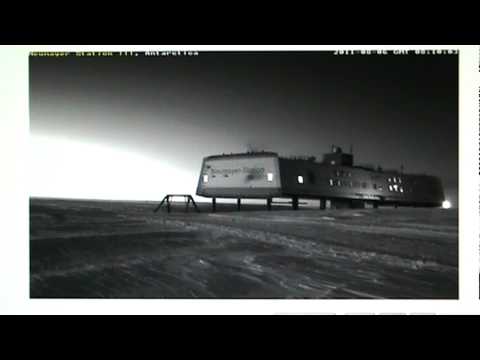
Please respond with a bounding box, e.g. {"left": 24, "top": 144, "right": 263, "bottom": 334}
{"left": 442, "top": 200, "right": 451, "bottom": 209}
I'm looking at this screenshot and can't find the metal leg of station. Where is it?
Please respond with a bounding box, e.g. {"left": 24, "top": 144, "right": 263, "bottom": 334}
{"left": 319, "top": 198, "right": 326, "bottom": 210}
{"left": 267, "top": 198, "right": 272, "bottom": 211}
{"left": 373, "top": 202, "right": 379, "bottom": 209}
{"left": 166, "top": 197, "right": 171, "bottom": 213}
{"left": 237, "top": 198, "right": 241, "bottom": 211}
{"left": 212, "top": 197, "right": 216, "bottom": 213}
{"left": 292, "top": 196, "right": 299, "bottom": 210}
{"left": 189, "top": 196, "right": 200, "bottom": 213}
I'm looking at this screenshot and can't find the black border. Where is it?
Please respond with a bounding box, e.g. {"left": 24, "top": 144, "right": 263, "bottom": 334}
{"left": 2, "top": 16, "right": 479, "bottom": 45}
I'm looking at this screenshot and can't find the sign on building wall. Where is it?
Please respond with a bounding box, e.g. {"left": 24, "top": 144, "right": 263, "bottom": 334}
{"left": 201, "top": 156, "right": 281, "bottom": 189}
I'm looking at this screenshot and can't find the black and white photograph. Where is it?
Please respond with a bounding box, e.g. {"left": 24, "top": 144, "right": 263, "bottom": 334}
{"left": 29, "top": 50, "right": 459, "bottom": 299}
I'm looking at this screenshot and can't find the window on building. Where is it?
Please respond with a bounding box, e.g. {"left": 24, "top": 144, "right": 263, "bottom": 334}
{"left": 203, "top": 174, "right": 209, "bottom": 183}
{"left": 388, "top": 178, "right": 391, "bottom": 182}
{"left": 393, "top": 177, "right": 397, "bottom": 183}
{"left": 297, "top": 175, "right": 304, "bottom": 184}
{"left": 373, "top": 184, "right": 377, "bottom": 190}
{"left": 267, "top": 173, "right": 274, "bottom": 182}
{"left": 399, "top": 186, "right": 404, "bottom": 193}
{"left": 388, "top": 185, "right": 393, "bottom": 191}
{"left": 362, "top": 182, "right": 367, "bottom": 188}
{"left": 329, "top": 179, "right": 334, "bottom": 186}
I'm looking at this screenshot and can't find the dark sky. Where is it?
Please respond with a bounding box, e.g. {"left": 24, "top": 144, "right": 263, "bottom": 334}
{"left": 29, "top": 51, "right": 458, "bottom": 202}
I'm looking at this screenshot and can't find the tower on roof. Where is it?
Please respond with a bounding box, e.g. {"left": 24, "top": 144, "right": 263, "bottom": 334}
{"left": 322, "top": 145, "right": 354, "bottom": 166}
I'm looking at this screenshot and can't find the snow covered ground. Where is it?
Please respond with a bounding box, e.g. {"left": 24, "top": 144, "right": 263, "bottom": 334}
{"left": 30, "top": 198, "right": 458, "bottom": 298}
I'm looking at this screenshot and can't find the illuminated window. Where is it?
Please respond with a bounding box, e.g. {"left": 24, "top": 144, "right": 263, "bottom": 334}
{"left": 267, "top": 173, "right": 274, "bottom": 182}
{"left": 393, "top": 177, "right": 397, "bottom": 183}
{"left": 399, "top": 187, "right": 404, "bottom": 193}
{"left": 388, "top": 178, "right": 391, "bottom": 182}
{"left": 329, "top": 179, "right": 334, "bottom": 186}
{"left": 388, "top": 185, "right": 393, "bottom": 191}
{"left": 203, "top": 174, "right": 209, "bottom": 183}
{"left": 393, "top": 184, "right": 399, "bottom": 192}
{"left": 297, "top": 175, "right": 304, "bottom": 184}
{"left": 331, "top": 161, "right": 336, "bottom": 165}
{"left": 398, "top": 178, "right": 402, "bottom": 184}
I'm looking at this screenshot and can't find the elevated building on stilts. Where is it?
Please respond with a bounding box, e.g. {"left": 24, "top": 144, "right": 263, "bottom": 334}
{"left": 196, "top": 146, "right": 445, "bottom": 211}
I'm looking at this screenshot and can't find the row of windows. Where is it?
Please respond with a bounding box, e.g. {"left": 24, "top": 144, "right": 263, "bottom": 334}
{"left": 203, "top": 173, "right": 404, "bottom": 194}
{"left": 333, "top": 171, "right": 402, "bottom": 184}
{"left": 314, "top": 177, "right": 405, "bottom": 193}
{"left": 389, "top": 184, "right": 404, "bottom": 193}
{"left": 328, "top": 179, "right": 368, "bottom": 188}
{"left": 331, "top": 169, "right": 403, "bottom": 183}
{"left": 388, "top": 177, "right": 402, "bottom": 184}
{"left": 334, "top": 170, "right": 352, "bottom": 177}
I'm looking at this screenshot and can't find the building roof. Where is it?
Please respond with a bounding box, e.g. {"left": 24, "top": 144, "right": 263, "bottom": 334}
{"left": 204, "top": 151, "right": 279, "bottom": 160}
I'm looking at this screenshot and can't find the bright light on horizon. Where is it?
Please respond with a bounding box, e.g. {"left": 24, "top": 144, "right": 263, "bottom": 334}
{"left": 442, "top": 200, "right": 452, "bottom": 209}
{"left": 30, "top": 135, "right": 199, "bottom": 201}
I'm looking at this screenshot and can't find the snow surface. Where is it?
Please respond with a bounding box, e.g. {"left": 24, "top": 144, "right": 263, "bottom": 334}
{"left": 29, "top": 198, "right": 458, "bottom": 299}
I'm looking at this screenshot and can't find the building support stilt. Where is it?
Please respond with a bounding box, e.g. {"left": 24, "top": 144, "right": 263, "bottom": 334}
{"left": 319, "top": 198, "right": 326, "bottom": 210}
{"left": 237, "top": 198, "right": 241, "bottom": 211}
{"left": 267, "top": 197, "right": 272, "bottom": 211}
{"left": 212, "top": 197, "right": 216, "bottom": 213}
{"left": 292, "top": 196, "right": 299, "bottom": 210}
